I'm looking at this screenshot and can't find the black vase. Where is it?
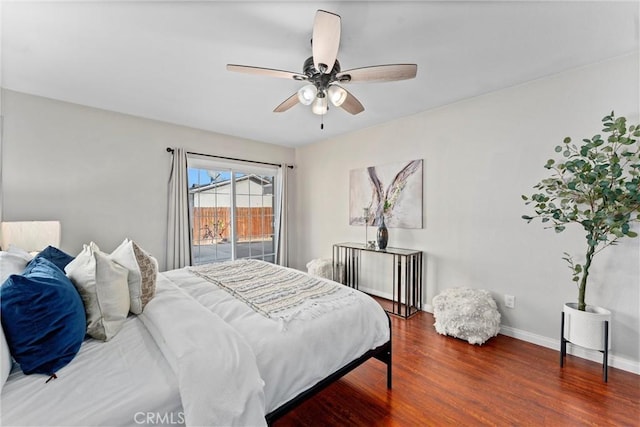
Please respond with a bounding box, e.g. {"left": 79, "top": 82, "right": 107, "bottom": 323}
{"left": 377, "top": 216, "right": 388, "bottom": 250}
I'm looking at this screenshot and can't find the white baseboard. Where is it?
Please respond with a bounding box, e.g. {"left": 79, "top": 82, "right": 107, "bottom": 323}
{"left": 359, "top": 286, "right": 639, "bottom": 375}
{"left": 499, "top": 325, "right": 640, "bottom": 375}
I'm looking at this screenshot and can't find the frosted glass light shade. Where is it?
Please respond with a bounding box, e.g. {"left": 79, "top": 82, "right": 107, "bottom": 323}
{"left": 311, "top": 95, "right": 328, "bottom": 115}
{"left": 328, "top": 85, "right": 347, "bottom": 107}
{"left": 297, "top": 84, "right": 317, "bottom": 106}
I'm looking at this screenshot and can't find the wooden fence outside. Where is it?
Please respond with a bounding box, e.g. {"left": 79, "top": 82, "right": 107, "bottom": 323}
{"left": 192, "top": 207, "right": 274, "bottom": 244}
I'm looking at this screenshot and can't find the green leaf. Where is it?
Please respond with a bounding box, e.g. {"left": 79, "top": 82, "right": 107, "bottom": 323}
{"left": 524, "top": 112, "right": 640, "bottom": 254}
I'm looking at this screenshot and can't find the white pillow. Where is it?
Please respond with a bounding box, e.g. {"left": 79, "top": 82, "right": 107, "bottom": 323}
{"left": 110, "top": 239, "right": 158, "bottom": 314}
{"left": 1, "top": 322, "right": 12, "bottom": 392}
{"left": 65, "top": 242, "right": 130, "bottom": 341}
{"left": 0, "top": 246, "right": 33, "bottom": 284}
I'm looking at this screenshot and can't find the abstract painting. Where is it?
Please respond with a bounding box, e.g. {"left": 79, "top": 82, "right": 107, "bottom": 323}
{"left": 349, "top": 159, "right": 423, "bottom": 228}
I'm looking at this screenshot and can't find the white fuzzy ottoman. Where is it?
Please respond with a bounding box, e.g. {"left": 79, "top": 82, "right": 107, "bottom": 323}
{"left": 432, "top": 288, "right": 501, "bottom": 345}
{"left": 306, "top": 258, "right": 334, "bottom": 280}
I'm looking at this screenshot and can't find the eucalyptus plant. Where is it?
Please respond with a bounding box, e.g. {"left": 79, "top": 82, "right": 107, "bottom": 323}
{"left": 522, "top": 112, "right": 640, "bottom": 311}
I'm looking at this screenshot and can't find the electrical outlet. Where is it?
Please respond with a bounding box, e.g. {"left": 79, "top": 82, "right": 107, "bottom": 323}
{"left": 504, "top": 294, "right": 515, "bottom": 309}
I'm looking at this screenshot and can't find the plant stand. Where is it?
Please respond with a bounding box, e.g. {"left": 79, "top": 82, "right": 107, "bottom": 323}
{"left": 560, "top": 311, "right": 609, "bottom": 382}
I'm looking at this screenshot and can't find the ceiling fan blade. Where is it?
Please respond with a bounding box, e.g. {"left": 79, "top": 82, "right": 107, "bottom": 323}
{"left": 340, "top": 88, "right": 364, "bottom": 115}
{"left": 227, "top": 64, "right": 307, "bottom": 81}
{"left": 312, "top": 10, "right": 341, "bottom": 74}
{"left": 337, "top": 64, "right": 417, "bottom": 83}
{"left": 273, "top": 93, "right": 300, "bottom": 113}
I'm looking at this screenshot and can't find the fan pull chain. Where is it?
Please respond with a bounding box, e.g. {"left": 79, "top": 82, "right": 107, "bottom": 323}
{"left": 320, "top": 105, "right": 327, "bottom": 129}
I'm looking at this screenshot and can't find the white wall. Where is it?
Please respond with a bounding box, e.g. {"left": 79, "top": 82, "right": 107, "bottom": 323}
{"left": 292, "top": 54, "right": 640, "bottom": 369}
{"left": 0, "top": 90, "right": 294, "bottom": 269}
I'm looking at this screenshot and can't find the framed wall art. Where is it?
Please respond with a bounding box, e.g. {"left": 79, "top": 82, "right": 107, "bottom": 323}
{"left": 349, "top": 159, "right": 423, "bottom": 228}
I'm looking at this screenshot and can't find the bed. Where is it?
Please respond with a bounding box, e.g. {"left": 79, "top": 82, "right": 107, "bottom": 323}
{"left": 0, "top": 237, "right": 391, "bottom": 426}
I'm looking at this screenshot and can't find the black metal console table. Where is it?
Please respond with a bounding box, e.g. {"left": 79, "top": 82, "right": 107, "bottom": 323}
{"left": 332, "top": 242, "right": 422, "bottom": 318}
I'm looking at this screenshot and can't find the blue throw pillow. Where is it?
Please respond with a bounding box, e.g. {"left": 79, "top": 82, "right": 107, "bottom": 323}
{"left": 27, "top": 245, "right": 75, "bottom": 272}
{"left": 1, "top": 257, "right": 86, "bottom": 375}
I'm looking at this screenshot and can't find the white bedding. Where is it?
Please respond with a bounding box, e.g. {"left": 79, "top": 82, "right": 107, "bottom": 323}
{"left": 1, "top": 275, "right": 267, "bottom": 427}
{"left": 163, "top": 263, "right": 390, "bottom": 413}
{"left": 1, "top": 315, "right": 182, "bottom": 426}
{"left": 139, "top": 275, "right": 266, "bottom": 426}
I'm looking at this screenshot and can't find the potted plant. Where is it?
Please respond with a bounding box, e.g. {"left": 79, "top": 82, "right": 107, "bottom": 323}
{"left": 522, "top": 111, "right": 640, "bottom": 354}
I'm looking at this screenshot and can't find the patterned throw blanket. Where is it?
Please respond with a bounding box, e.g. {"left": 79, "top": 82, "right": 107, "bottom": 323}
{"left": 188, "top": 259, "right": 356, "bottom": 322}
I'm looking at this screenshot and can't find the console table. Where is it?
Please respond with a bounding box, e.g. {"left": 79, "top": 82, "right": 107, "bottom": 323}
{"left": 332, "top": 242, "right": 423, "bottom": 318}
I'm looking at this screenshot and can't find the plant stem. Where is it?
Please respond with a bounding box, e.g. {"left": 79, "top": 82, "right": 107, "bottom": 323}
{"left": 578, "top": 243, "right": 596, "bottom": 311}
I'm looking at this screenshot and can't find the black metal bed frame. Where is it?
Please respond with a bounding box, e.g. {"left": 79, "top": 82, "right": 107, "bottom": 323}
{"left": 264, "top": 313, "right": 392, "bottom": 424}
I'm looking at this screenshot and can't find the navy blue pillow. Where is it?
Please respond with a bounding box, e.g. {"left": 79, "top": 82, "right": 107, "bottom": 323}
{"left": 1, "top": 257, "right": 86, "bottom": 375}
{"left": 28, "top": 245, "right": 75, "bottom": 272}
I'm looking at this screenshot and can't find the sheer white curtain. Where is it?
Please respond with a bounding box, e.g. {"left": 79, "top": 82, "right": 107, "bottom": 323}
{"left": 274, "top": 164, "right": 291, "bottom": 266}
{"left": 166, "top": 147, "right": 191, "bottom": 270}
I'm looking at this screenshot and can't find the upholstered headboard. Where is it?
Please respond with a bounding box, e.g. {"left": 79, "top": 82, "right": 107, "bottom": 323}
{"left": 0, "top": 221, "right": 61, "bottom": 253}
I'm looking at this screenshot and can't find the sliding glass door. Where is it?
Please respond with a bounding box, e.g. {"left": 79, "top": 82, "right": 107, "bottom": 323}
{"left": 188, "top": 157, "right": 276, "bottom": 265}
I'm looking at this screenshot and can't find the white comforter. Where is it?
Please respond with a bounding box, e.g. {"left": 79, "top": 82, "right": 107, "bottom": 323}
{"left": 163, "top": 264, "right": 390, "bottom": 413}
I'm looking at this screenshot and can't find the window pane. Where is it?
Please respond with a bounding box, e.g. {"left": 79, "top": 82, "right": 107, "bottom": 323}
{"left": 188, "top": 166, "right": 276, "bottom": 265}
{"left": 189, "top": 168, "right": 232, "bottom": 265}
{"left": 235, "top": 172, "right": 274, "bottom": 262}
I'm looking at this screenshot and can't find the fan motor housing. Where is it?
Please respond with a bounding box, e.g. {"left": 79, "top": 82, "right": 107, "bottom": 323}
{"left": 301, "top": 56, "right": 342, "bottom": 91}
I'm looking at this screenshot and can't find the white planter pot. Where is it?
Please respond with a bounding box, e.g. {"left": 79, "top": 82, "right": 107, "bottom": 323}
{"left": 563, "top": 303, "right": 611, "bottom": 351}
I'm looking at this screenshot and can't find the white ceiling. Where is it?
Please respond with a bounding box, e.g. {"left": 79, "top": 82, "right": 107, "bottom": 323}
{"left": 2, "top": 1, "right": 638, "bottom": 147}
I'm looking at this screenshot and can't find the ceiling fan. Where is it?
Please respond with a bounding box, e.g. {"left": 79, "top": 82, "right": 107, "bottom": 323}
{"left": 227, "top": 9, "right": 417, "bottom": 119}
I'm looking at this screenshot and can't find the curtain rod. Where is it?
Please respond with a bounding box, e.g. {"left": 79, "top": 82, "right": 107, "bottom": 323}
{"left": 166, "top": 147, "right": 293, "bottom": 169}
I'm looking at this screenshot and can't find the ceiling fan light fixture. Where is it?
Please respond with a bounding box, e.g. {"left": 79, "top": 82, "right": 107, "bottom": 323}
{"left": 311, "top": 95, "right": 328, "bottom": 115}
{"left": 297, "top": 84, "right": 318, "bottom": 106}
{"left": 227, "top": 10, "right": 417, "bottom": 118}
{"left": 328, "top": 85, "right": 347, "bottom": 107}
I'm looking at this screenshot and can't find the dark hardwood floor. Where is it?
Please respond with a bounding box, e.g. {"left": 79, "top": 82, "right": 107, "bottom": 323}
{"left": 274, "top": 309, "right": 640, "bottom": 426}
